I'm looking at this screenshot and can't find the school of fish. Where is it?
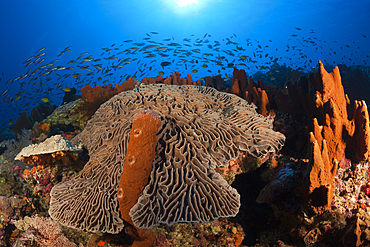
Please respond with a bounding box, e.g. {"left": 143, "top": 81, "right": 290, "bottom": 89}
{"left": 0, "top": 29, "right": 369, "bottom": 128}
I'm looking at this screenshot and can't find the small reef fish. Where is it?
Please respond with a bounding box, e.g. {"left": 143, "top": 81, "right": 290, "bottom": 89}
{"left": 1, "top": 89, "right": 9, "bottom": 96}
{"left": 41, "top": 98, "right": 49, "bottom": 103}
{"left": 36, "top": 47, "right": 46, "bottom": 53}
{"left": 160, "top": 61, "right": 171, "bottom": 68}
{"left": 35, "top": 52, "right": 46, "bottom": 57}
{"left": 3, "top": 30, "right": 369, "bottom": 130}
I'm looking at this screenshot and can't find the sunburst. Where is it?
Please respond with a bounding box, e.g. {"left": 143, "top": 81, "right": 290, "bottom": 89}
{"left": 175, "top": 0, "right": 199, "bottom": 7}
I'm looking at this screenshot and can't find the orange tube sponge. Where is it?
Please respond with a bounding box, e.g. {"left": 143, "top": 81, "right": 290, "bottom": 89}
{"left": 117, "top": 109, "right": 161, "bottom": 247}
{"left": 302, "top": 131, "right": 338, "bottom": 215}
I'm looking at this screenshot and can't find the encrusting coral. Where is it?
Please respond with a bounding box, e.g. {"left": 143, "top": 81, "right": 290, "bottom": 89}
{"left": 117, "top": 109, "right": 161, "bottom": 247}
{"left": 15, "top": 135, "right": 82, "bottom": 167}
{"left": 48, "top": 84, "right": 285, "bottom": 235}
{"left": 14, "top": 215, "right": 77, "bottom": 247}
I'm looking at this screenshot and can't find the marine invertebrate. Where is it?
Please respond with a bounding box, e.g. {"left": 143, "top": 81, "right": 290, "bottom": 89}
{"left": 15, "top": 135, "right": 81, "bottom": 202}
{"left": 49, "top": 84, "right": 285, "bottom": 234}
{"left": 117, "top": 109, "right": 161, "bottom": 246}
{"left": 277, "top": 61, "right": 370, "bottom": 164}
{"left": 0, "top": 196, "right": 26, "bottom": 218}
{"left": 15, "top": 134, "right": 82, "bottom": 166}
{"left": 81, "top": 84, "right": 117, "bottom": 104}
{"left": 301, "top": 131, "right": 338, "bottom": 215}
{"left": 231, "top": 68, "right": 273, "bottom": 117}
{"left": 44, "top": 99, "right": 91, "bottom": 132}
{"left": 0, "top": 195, "right": 26, "bottom": 245}
{"left": 299, "top": 62, "right": 370, "bottom": 214}
{"left": 38, "top": 122, "right": 51, "bottom": 132}
{"left": 152, "top": 219, "right": 244, "bottom": 246}
{"left": 16, "top": 215, "right": 77, "bottom": 247}
{"left": 261, "top": 62, "right": 370, "bottom": 215}
{"left": 81, "top": 72, "right": 202, "bottom": 105}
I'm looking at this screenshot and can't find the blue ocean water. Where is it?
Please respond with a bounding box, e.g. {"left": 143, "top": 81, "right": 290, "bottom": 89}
{"left": 0, "top": 0, "right": 369, "bottom": 136}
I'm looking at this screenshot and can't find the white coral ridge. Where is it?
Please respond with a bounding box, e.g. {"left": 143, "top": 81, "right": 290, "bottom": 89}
{"left": 15, "top": 135, "right": 82, "bottom": 160}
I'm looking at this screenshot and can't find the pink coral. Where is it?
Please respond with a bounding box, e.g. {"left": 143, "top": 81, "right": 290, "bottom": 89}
{"left": 26, "top": 215, "right": 76, "bottom": 247}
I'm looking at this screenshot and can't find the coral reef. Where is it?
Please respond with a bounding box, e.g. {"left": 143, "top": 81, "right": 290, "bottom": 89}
{"left": 0, "top": 196, "right": 27, "bottom": 245}
{"left": 49, "top": 84, "right": 284, "bottom": 236}
{"left": 152, "top": 219, "right": 244, "bottom": 246}
{"left": 253, "top": 63, "right": 306, "bottom": 90}
{"left": 44, "top": 99, "right": 93, "bottom": 134}
{"left": 274, "top": 61, "right": 370, "bottom": 164}
{"left": 2, "top": 61, "right": 370, "bottom": 246}
{"left": 2, "top": 129, "right": 32, "bottom": 165}
{"left": 13, "top": 102, "right": 56, "bottom": 136}
{"left": 13, "top": 135, "right": 82, "bottom": 205}
{"left": 14, "top": 215, "right": 77, "bottom": 247}
{"left": 299, "top": 62, "right": 370, "bottom": 214}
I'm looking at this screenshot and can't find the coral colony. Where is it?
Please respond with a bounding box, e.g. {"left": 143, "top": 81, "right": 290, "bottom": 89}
{"left": 1, "top": 61, "right": 370, "bottom": 246}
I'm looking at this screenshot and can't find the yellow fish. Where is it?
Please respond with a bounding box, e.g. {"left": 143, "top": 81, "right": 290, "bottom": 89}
{"left": 14, "top": 95, "right": 21, "bottom": 100}
{"left": 97, "top": 77, "right": 102, "bottom": 81}
{"left": 157, "top": 71, "right": 165, "bottom": 75}
{"left": 41, "top": 98, "right": 49, "bottom": 103}
{"left": 63, "top": 87, "right": 71, "bottom": 92}
{"left": 201, "top": 64, "right": 208, "bottom": 68}
{"left": 191, "top": 69, "right": 198, "bottom": 73}
{"left": 72, "top": 74, "right": 79, "bottom": 79}
{"left": 7, "top": 119, "right": 13, "bottom": 125}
